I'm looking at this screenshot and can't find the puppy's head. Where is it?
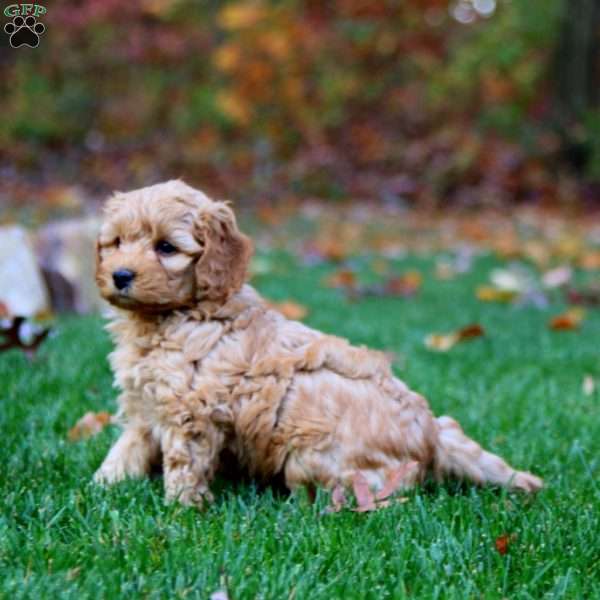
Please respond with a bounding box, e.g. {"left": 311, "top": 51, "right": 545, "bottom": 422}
{"left": 96, "top": 180, "right": 252, "bottom": 313}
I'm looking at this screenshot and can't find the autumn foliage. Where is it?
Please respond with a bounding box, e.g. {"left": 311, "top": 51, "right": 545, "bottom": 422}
{"left": 3, "top": 0, "right": 594, "bottom": 207}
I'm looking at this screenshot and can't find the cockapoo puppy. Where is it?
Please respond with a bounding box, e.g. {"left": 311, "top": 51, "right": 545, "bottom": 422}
{"left": 94, "top": 180, "right": 542, "bottom": 507}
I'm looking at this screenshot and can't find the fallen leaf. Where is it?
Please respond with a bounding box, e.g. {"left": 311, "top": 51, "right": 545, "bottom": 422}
{"left": 456, "top": 323, "right": 485, "bottom": 340}
{"left": 495, "top": 533, "right": 516, "bottom": 555}
{"left": 352, "top": 471, "right": 376, "bottom": 511}
{"left": 325, "top": 269, "right": 357, "bottom": 289}
{"left": 425, "top": 332, "right": 459, "bottom": 352}
{"left": 375, "top": 461, "right": 418, "bottom": 501}
{"left": 425, "top": 323, "right": 485, "bottom": 351}
{"left": 476, "top": 286, "right": 517, "bottom": 303}
{"left": 384, "top": 271, "right": 422, "bottom": 297}
{"left": 579, "top": 251, "right": 600, "bottom": 270}
{"left": 582, "top": 375, "right": 595, "bottom": 396}
{"left": 66, "top": 567, "right": 81, "bottom": 581}
{"left": 266, "top": 300, "right": 308, "bottom": 320}
{"left": 313, "top": 239, "right": 349, "bottom": 262}
{"left": 542, "top": 265, "right": 572, "bottom": 288}
{"left": 566, "top": 286, "right": 600, "bottom": 306}
{"left": 549, "top": 307, "right": 585, "bottom": 331}
{"left": 68, "top": 411, "right": 113, "bottom": 441}
{"left": 324, "top": 484, "right": 348, "bottom": 514}
{"left": 490, "top": 268, "right": 529, "bottom": 292}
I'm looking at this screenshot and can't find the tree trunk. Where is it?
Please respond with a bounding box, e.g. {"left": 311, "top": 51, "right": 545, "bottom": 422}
{"left": 554, "top": 0, "right": 600, "bottom": 122}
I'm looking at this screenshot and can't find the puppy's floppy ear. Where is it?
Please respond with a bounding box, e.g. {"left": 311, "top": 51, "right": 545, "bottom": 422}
{"left": 94, "top": 239, "right": 103, "bottom": 281}
{"left": 194, "top": 201, "right": 253, "bottom": 302}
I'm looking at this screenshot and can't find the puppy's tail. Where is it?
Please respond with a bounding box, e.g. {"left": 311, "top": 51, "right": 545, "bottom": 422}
{"left": 433, "top": 416, "right": 543, "bottom": 492}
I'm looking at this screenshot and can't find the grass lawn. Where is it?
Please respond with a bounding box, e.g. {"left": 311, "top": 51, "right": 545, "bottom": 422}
{"left": 1, "top": 252, "right": 599, "bottom": 599}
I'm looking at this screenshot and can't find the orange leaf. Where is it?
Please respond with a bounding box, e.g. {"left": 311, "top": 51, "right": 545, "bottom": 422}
{"left": 549, "top": 308, "right": 585, "bottom": 331}
{"left": 352, "top": 471, "right": 376, "bottom": 511}
{"left": 315, "top": 240, "right": 349, "bottom": 263}
{"left": 325, "top": 269, "right": 357, "bottom": 289}
{"left": 579, "top": 251, "right": 600, "bottom": 271}
{"left": 324, "top": 484, "right": 348, "bottom": 514}
{"left": 384, "top": 271, "right": 422, "bottom": 297}
{"left": 68, "top": 411, "right": 113, "bottom": 441}
{"left": 425, "top": 323, "right": 485, "bottom": 352}
{"left": 375, "top": 461, "right": 418, "bottom": 501}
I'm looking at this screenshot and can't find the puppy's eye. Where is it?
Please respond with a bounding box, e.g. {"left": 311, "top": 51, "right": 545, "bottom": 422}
{"left": 114, "top": 237, "right": 121, "bottom": 248}
{"left": 155, "top": 240, "right": 178, "bottom": 255}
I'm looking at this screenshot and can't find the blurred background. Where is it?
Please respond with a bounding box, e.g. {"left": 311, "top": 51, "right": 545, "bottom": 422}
{"left": 2, "top": 0, "right": 600, "bottom": 321}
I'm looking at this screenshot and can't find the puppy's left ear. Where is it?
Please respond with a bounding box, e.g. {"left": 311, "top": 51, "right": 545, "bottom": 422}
{"left": 194, "top": 202, "right": 253, "bottom": 302}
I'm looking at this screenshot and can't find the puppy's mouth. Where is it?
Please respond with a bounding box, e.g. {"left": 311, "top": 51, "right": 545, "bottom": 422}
{"left": 106, "top": 291, "right": 181, "bottom": 314}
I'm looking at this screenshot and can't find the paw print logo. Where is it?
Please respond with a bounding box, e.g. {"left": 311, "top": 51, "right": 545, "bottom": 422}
{"left": 4, "top": 15, "right": 45, "bottom": 48}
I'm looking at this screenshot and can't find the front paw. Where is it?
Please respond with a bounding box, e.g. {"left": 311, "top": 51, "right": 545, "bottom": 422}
{"left": 93, "top": 462, "right": 126, "bottom": 486}
{"left": 166, "top": 483, "right": 214, "bottom": 509}
{"left": 512, "top": 471, "right": 543, "bottom": 493}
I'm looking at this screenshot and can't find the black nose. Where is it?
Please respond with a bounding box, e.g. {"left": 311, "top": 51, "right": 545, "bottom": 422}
{"left": 112, "top": 269, "right": 135, "bottom": 290}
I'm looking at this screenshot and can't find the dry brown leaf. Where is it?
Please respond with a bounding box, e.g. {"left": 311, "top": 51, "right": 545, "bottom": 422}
{"left": 68, "top": 411, "right": 113, "bottom": 441}
{"left": 476, "top": 286, "right": 517, "bottom": 303}
{"left": 384, "top": 271, "right": 422, "bottom": 297}
{"left": 425, "top": 323, "right": 485, "bottom": 352}
{"left": 582, "top": 375, "right": 595, "bottom": 396}
{"left": 266, "top": 300, "right": 308, "bottom": 320}
{"left": 457, "top": 323, "right": 485, "bottom": 340}
{"left": 549, "top": 307, "right": 585, "bottom": 331}
{"left": 325, "top": 269, "right": 357, "bottom": 289}
{"left": 314, "top": 239, "right": 348, "bottom": 262}
{"left": 375, "top": 461, "right": 418, "bottom": 501}
{"left": 324, "top": 484, "right": 348, "bottom": 514}
{"left": 352, "top": 471, "right": 376, "bottom": 511}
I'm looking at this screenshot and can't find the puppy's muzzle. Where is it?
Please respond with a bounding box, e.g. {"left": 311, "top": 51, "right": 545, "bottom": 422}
{"left": 113, "top": 269, "right": 136, "bottom": 290}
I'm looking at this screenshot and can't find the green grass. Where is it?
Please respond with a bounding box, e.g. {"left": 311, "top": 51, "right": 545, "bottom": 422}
{"left": 1, "top": 253, "right": 599, "bottom": 599}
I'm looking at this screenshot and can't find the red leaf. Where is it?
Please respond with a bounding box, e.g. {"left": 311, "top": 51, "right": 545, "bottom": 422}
{"left": 495, "top": 533, "right": 517, "bottom": 555}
